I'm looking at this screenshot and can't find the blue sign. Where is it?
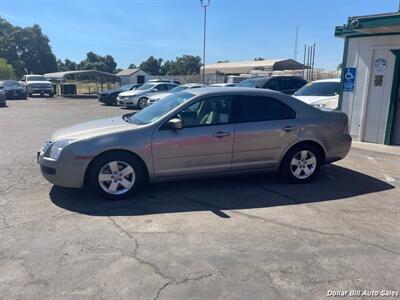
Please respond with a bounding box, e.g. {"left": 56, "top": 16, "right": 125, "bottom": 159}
{"left": 343, "top": 67, "right": 356, "bottom": 92}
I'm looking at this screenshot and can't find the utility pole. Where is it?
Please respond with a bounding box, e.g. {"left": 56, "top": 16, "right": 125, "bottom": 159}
{"left": 200, "top": 0, "right": 211, "bottom": 84}
{"left": 293, "top": 25, "right": 299, "bottom": 61}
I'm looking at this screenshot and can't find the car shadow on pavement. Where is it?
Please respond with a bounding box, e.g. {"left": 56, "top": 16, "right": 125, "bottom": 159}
{"left": 50, "top": 164, "right": 395, "bottom": 218}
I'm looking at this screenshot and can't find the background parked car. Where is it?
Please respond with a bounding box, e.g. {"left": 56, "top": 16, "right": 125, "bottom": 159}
{"left": 147, "top": 83, "right": 205, "bottom": 105}
{"left": 20, "top": 75, "right": 54, "bottom": 97}
{"left": 209, "top": 83, "right": 237, "bottom": 87}
{"left": 293, "top": 78, "right": 340, "bottom": 109}
{"left": 237, "top": 76, "right": 307, "bottom": 94}
{"left": 149, "top": 78, "right": 181, "bottom": 85}
{"left": 98, "top": 83, "right": 141, "bottom": 106}
{"left": 118, "top": 82, "right": 178, "bottom": 108}
{"left": 0, "top": 80, "right": 27, "bottom": 100}
{"left": 0, "top": 86, "right": 6, "bottom": 107}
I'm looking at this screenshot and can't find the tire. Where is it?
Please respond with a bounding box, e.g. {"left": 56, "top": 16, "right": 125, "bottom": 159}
{"left": 89, "top": 152, "right": 146, "bottom": 200}
{"left": 137, "top": 97, "right": 148, "bottom": 109}
{"left": 279, "top": 144, "right": 322, "bottom": 183}
{"left": 28, "top": 93, "right": 33, "bottom": 97}
{"left": 49, "top": 93, "right": 54, "bottom": 98}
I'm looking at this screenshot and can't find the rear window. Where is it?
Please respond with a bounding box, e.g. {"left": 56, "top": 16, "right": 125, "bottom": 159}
{"left": 294, "top": 81, "right": 340, "bottom": 97}
{"left": 237, "top": 95, "right": 296, "bottom": 122}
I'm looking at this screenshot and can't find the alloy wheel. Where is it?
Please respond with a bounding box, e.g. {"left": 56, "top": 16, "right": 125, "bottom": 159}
{"left": 290, "top": 150, "right": 317, "bottom": 179}
{"left": 98, "top": 161, "right": 136, "bottom": 195}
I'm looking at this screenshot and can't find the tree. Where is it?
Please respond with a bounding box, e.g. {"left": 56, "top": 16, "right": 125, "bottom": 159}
{"left": 0, "top": 58, "right": 15, "bottom": 79}
{"left": 337, "top": 63, "right": 343, "bottom": 70}
{"left": 140, "top": 56, "right": 163, "bottom": 75}
{"left": 160, "top": 55, "right": 202, "bottom": 75}
{"left": 254, "top": 57, "right": 265, "bottom": 61}
{"left": 0, "top": 17, "right": 57, "bottom": 77}
{"left": 128, "top": 63, "right": 137, "bottom": 69}
{"left": 217, "top": 60, "right": 229, "bottom": 63}
{"left": 57, "top": 59, "right": 77, "bottom": 71}
{"left": 78, "top": 52, "right": 117, "bottom": 73}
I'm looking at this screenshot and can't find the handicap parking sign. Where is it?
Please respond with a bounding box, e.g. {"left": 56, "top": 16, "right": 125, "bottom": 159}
{"left": 343, "top": 67, "right": 356, "bottom": 92}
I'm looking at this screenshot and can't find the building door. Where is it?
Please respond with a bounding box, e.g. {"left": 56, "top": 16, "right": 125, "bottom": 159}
{"left": 137, "top": 75, "right": 145, "bottom": 84}
{"left": 362, "top": 49, "right": 396, "bottom": 144}
{"left": 391, "top": 79, "right": 400, "bottom": 145}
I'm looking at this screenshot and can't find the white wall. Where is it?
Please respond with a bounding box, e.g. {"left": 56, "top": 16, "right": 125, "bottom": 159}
{"left": 342, "top": 35, "right": 400, "bottom": 143}
{"left": 120, "top": 70, "right": 151, "bottom": 85}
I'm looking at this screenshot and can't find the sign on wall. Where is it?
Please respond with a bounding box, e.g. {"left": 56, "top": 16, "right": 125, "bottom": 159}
{"left": 343, "top": 67, "right": 356, "bottom": 92}
{"left": 373, "top": 58, "right": 387, "bottom": 75}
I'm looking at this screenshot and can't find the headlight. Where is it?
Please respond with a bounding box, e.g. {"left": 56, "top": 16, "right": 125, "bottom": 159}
{"left": 47, "top": 139, "right": 75, "bottom": 160}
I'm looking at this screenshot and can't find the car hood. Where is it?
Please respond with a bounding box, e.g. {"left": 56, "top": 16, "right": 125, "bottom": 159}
{"left": 50, "top": 116, "right": 139, "bottom": 141}
{"left": 4, "top": 86, "right": 25, "bottom": 91}
{"left": 27, "top": 80, "right": 52, "bottom": 85}
{"left": 149, "top": 92, "right": 171, "bottom": 100}
{"left": 119, "top": 90, "right": 148, "bottom": 97}
{"left": 294, "top": 95, "right": 338, "bottom": 108}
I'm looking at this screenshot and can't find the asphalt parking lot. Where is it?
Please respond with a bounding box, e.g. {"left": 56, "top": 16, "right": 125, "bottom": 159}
{"left": 1, "top": 97, "right": 399, "bottom": 299}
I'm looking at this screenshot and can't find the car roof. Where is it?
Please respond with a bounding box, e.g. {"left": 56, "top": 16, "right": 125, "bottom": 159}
{"left": 184, "top": 86, "right": 286, "bottom": 97}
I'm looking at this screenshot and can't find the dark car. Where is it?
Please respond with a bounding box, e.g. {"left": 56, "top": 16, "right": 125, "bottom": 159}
{"left": 98, "top": 84, "right": 141, "bottom": 106}
{"left": 0, "top": 80, "right": 27, "bottom": 100}
{"left": 237, "top": 76, "right": 307, "bottom": 95}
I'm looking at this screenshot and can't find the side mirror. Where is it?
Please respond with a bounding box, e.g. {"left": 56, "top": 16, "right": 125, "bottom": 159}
{"left": 168, "top": 118, "right": 182, "bottom": 130}
{"left": 151, "top": 88, "right": 158, "bottom": 92}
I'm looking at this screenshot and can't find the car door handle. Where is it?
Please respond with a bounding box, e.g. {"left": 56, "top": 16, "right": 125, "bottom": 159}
{"left": 282, "top": 126, "right": 298, "bottom": 132}
{"left": 213, "top": 131, "right": 231, "bottom": 138}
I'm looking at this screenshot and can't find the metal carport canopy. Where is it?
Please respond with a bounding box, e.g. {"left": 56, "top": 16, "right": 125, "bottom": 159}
{"left": 201, "top": 59, "right": 305, "bottom": 75}
{"left": 44, "top": 70, "right": 121, "bottom": 82}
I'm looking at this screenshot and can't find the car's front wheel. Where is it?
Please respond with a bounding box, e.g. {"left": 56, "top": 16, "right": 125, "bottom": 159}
{"left": 89, "top": 152, "right": 145, "bottom": 200}
{"left": 137, "top": 97, "right": 148, "bottom": 109}
{"left": 280, "top": 144, "right": 321, "bottom": 183}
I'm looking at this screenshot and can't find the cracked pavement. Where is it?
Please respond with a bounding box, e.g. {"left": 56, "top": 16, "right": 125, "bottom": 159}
{"left": 1, "top": 98, "right": 399, "bottom": 299}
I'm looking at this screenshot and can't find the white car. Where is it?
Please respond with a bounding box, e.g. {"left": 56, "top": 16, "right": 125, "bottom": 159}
{"left": 293, "top": 78, "right": 340, "bottom": 109}
{"left": 146, "top": 83, "right": 205, "bottom": 106}
{"left": 209, "top": 83, "right": 237, "bottom": 87}
{"left": 117, "top": 82, "right": 177, "bottom": 108}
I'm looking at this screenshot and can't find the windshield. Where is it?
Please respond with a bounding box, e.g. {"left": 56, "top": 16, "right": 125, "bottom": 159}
{"left": 169, "top": 86, "right": 188, "bottom": 93}
{"left": 119, "top": 84, "right": 136, "bottom": 92}
{"left": 237, "top": 78, "right": 265, "bottom": 88}
{"left": 26, "top": 76, "right": 47, "bottom": 81}
{"left": 0, "top": 80, "right": 21, "bottom": 87}
{"left": 127, "top": 92, "right": 194, "bottom": 125}
{"left": 137, "top": 83, "right": 156, "bottom": 91}
{"left": 294, "top": 81, "right": 340, "bottom": 97}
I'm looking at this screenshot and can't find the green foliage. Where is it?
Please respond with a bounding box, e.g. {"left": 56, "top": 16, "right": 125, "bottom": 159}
{"left": 337, "top": 63, "right": 343, "bottom": 70}
{"left": 0, "top": 58, "right": 15, "bottom": 79}
{"left": 217, "top": 60, "right": 229, "bottom": 63}
{"left": 128, "top": 63, "right": 137, "bottom": 69}
{"left": 159, "top": 55, "right": 202, "bottom": 75}
{"left": 140, "top": 56, "right": 163, "bottom": 76}
{"left": 57, "top": 59, "right": 77, "bottom": 72}
{"left": 78, "top": 52, "right": 117, "bottom": 73}
{"left": 0, "top": 17, "right": 57, "bottom": 77}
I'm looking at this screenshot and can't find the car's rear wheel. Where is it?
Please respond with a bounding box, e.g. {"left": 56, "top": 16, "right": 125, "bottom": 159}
{"left": 89, "top": 152, "right": 145, "bottom": 200}
{"left": 137, "top": 97, "right": 148, "bottom": 109}
{"left": 280, "top": 144, "right": 321, "bottom": 183}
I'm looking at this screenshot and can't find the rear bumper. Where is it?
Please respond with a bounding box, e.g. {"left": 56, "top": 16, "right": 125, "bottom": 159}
{"left": 325, "top": 134, "right": 352, "bottom": 164}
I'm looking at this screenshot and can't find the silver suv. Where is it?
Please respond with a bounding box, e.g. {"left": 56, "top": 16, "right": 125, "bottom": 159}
{"left": 38, "top": 88, "right": 351, "bottom": 200}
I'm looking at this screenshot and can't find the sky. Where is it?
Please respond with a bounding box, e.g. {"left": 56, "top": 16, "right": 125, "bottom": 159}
{"left": 0, "top": 0, "right": 398, "bottom": 71}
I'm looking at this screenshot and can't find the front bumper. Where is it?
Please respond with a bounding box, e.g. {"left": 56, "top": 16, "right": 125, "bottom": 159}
{"left": 5, "top": 90, "right": 27, "bottom": 99}
{"left": 28, "top": 87, "right": 53, "bottom": 94}
{"left": 37, "top": 152, "right": 89, "bottom": 188}
{"left": 98, "top": 94, "right": 117, "bottom": 104}
{"left": 117, "top": 97, "right": 138, "bottom": 107}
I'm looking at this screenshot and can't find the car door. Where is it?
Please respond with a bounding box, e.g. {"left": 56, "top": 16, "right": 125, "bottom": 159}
{"left": 152, "top": 95, "right": 234, "bottom": 177}
{"left": 232, "top": 94, "right": 300, "bottom": 171}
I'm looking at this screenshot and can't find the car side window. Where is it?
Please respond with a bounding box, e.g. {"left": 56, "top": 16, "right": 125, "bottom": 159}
{"left": 265, "top": 79, "right": 280, "bottom": 91}
{"left": 177, "top": 96, "right": 233, "bottom": 128}
{"left": 237, "top": 95, "right": 296, "bottom": 122}
{"left": 293, "top": 79, "right": 307, "bottom": 89}
{"left": 157, "top": 84, "right": 167, "bottom": 91}
{"left": 167, "top": 84, "right": 176, "bottom": 90}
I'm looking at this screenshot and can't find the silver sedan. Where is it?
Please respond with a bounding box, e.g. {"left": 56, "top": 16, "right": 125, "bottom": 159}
{"left": 38, "top": 88, "right": 352, "bottom": 200}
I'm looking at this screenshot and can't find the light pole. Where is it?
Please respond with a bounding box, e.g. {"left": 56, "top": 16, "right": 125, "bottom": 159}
{"left": 200, "top": 0, "right": 210, "bottom": 84}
